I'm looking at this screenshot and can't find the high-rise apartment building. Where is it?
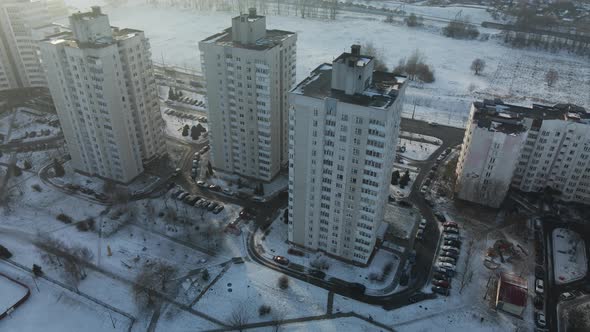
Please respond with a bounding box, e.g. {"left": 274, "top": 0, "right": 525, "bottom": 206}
{"left": 39, "top": 7, "right": 166, "bottom": 183}
{"left": 0, "top": 0, "right": 67, "bottom": 90}
{"left": 288, "top": 45, "right": 407, "bottom": 264}
{"left": 456, "top": 100, "right": 590, "bottom": 207}
{"left": 199, "top": 8, "right": 296, "bottom": 182}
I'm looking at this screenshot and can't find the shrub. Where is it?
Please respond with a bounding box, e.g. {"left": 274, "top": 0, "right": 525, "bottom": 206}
{"left": 56, "top": 213, "right": 73, "bottom": 224}
{"left": 201, "top": 269, "right": 210, "bottom": 281}
{"left": 258, "top": 304, "right": 271, "bottom": 316}
{"left": 31, "top": 184, "right": 42, "bottom": 192}
{"left": 278, "top": 275, "right": 289, "bottom": 290}
{"left": 443, "top": 18, "right": 479, "bottom": 39}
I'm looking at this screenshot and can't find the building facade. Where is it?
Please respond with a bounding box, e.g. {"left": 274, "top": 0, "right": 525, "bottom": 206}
{"left": 199, "top": 8, "right": 296, "bottom": 182}
{"left": 456, "top": 100, "right": 590, "bottom": 207}
{"left": 288, "top": 45, "right": 407, "bottom": 264}
{"left": 0, "top": 0, "right": 67, "bottom": 90}
{"left": 39, "top": 7, "right": 165, "bottom": 183}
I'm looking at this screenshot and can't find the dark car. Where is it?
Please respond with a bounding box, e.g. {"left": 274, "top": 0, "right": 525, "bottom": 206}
{"left": 534, "top": 295, "right": 544, "bottom": 310}
{"left": 0, "top": 245, "right": 12, "bottom": 259}
{"left": 408, "top": 292, "right": 435, "bottom": 303}
{"left": 433, "top": 279, "right": 450, "bottom": 288}
{"left": 434, "top": 213, "right": 446, "bottom": 222}
{"left": 308, "top": 269, "right": 326, "bottom": 279}
{"left": 433, "top": 272, "right": 449, "bottom": 281}
{"left": 432, "top": 286, "right": 449, "bottom": 296}
{"left": 208, "top": 184, "right": 221, "bottom": 191}
{"left": 273, "top": 256, "right": 289, "bottom": 265}
{"left": 398, "top": 200, "right": 412, "bottom": 208}
{"left": 535, "top": 266, "right": 545, "bottom": 279}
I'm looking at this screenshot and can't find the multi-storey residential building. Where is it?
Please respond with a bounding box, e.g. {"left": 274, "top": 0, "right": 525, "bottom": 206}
{"left": 288, "top": 45, "right": 407, "bottom": 264}
{"left": 199, "top": 8, "right": 296, "bottom": 182}
{"left": 456, "top": 99, "right": 590, "bottom": 207}
{"left": 39, "top": 7, "right": 166, "bottom": 183}
{"left": 0, "top": 0, "right": 67, "bottom": 90}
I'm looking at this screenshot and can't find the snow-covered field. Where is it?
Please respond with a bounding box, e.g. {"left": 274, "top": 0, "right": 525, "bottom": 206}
{"left": 0, "top": 108, "right": 60, "bottom": 143}
{"left": 63, "top": 0, "right": 590, "bottom": 130}
{"left": 398, "top": 138, "right": 439, "bottom": 161}
{"left": 553, "top": 228, "right": 588, "bottom": 285}
{"left": 0, "top": 273, "right": 28, "bottom": 314}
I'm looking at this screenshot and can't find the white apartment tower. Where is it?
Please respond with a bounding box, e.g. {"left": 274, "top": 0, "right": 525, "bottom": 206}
{"left": 0, "top": 0, "right": 67, "bottom": 90}
{"left": 288, "top": 45, "right": 407, "bottom": 264}
{"left": 39, "top": 7, "right": 166, "bottom": 183}
{"left": 456, "top": 100, "right": 590, "bottom": 207}
{"left": 199, "top": 9, "right": 297, "bottom": 181}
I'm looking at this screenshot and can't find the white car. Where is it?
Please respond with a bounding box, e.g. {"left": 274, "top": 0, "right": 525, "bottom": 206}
{"left": 252, "top": 196, "right": 265, "bottom": 202}
{"left": 436, "top": 262, "right": 456, "bottom": 271}
{"left": 419, "top": 218, "right": 427, "bottom": 229}
{"left": 196, "top": 180, "right": 207, "bottom": 187}
{"left": 535, "top": 279, "right": 544, "bottom": 294}
{"left": 560, "top": 292, "right": 575, "bottom": 301}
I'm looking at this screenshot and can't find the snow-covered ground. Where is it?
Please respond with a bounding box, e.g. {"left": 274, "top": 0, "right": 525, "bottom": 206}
{"left": 63, "top": 0, "right": 590, "bottom": 131}
{"left": 389, "top": 165, "right": 419, "bottom": 199}
{"left": 553, "top": 228, "right": 588, "bottom": 285}
{"left": 384, "top": 203, "right": 418, "bottom": 240}
{"left": 398, "top": 138, "right": 439, "bottom": 161}
{"left": 0, "top": 273, "right": 28, "bottom": 314}
{"left": 0, "top": 108, "right": 60, "bottom": 143}
{"left": 160, "top": 108, "right": 207, "bottom": 144}
{"left": 256, "top": 214, "right": 400, "bottom": 291}
{"left": 0, "top": 264, "right": 133, "bottom": 332}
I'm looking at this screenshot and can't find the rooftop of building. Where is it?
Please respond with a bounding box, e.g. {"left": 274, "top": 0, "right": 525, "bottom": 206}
{"left": 496, "top": 272, "right": 528, "bottom": 308}
{"left": 291, "top": 63, "right": 406, "bottom": 110}
{"left": 43, "top": 27, "right": 143, "bottom": 48}
{"left": 200, "top": 27, "right": 294, "bottom": 50}
{"left": 472, "top": 99, "right": 588, "bottom": 134}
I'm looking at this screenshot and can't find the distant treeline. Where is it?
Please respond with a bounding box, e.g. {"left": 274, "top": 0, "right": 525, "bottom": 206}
{"left": 483, "top": 21, "right": 590, "bottom": 56}
{"left": 144, "top": 0, "right": 339, "bottom": 20}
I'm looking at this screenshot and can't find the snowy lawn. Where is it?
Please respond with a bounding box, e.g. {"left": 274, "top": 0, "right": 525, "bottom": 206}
{"left": 384, "top": 203, "right": 419, "bottom": 240}
{"left": 256, "top": 215, "right": 400, "bottom": 291}
{"left": 160, "top": 107, "right": 207, "bottom": 144}
{"left": 0, "top": 273, "right": 29, "bottom": 314}
{"left": 0, "top": 264, "right": 133, "bottom": 332}
{"left": 553, "top": 228, "right": 587, "bottom": 285}
{"left": 251, "top": 316, "right": 381, "bottom": 331}
{"left": 398, "top": 138, "right": 439, "bottom": 161}
{"left": 192, "top": 261, "right": 328, "bottom": 324}
{"left": 0, "top": 108, "right": 61, "bottom": 143}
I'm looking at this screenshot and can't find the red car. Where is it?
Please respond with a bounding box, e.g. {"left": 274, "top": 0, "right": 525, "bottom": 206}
{"left": 273, "top": 256, "right": 289, "bottom": 266}
{"left": 443, "top": 222, "right": 458, "bottom": 228}
{"left": 433, "top": 279, "right": 450, "bottom": 288}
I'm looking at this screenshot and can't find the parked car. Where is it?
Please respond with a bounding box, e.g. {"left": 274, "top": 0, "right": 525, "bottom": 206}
{"left": 433, "top": 279, "right": 450, "bottom": 288}
{"left": 213, "top": 205, "right": 225, "bottom": 214}
{"left": 193, "top": 198, "right": 203, "bottom": 207}
{"left": 177, "top": 192, "right": 188, "bottom": 200}
{"left": 534, "top": 295, "right": 544, "bottom": 310}
{"left": 222, "top": 188, "right": 235, "bottom": 196}
{"left": 436, "top": 262, "right": 456, "bottom": 271}
{"left": 239, "top": 208, "right": 255, "bottom": 219}
{"left": 441, "top": 250, "right": 459, "bottom": 259}
{"left": 196, "top": 180, "right": 207, "bottom": 187}
{"left": 535, "top": 266, "right": 545, "bottom": 279}
{"left": 208, "top": 184, "right": 220, "bottom": 191}
{"left": 419, "top": 219, "right": 427, "bottom": 229}
{"left": 434, "top": 266, "right": 455, "bottom": 277}
{"left": 443, "top": 227, "right": 459, "bottom": 234}
{"left": 441, "top": 246, "right": 460, "bottom": 254}
{"left": 443, "top": 234, "right": 460, "bottom": 241}
{"left": 560, "top": 292, "right": 575, "bottom": 301}
{"left": 434, "top": 213, "right": 446, "bottom": 222}
{"left": 415, "top": 229, "right": 424, "bottom": 241}
{"left": 187, "top": 195, "right": 200, "bottom": 205}
{"left": 431, "top": 286, "right": 449, "bottom": 296}
{"left": 433, "top": 272, "right": 450, "bottom": 281}
{"left": 207, "top": 202, "right": 217, "bottom": 211}
{"left": 309, "top": 269, "right": 326, "bottom": 279}
{"left": 273, "top": 256, "right": 289, "bottom": 265}
{"left": 535, "top": 312, "right": 546, "bottom": 328}
{"left": 443, "top": 221, "right": 458, "bottom": 228}
{"left": 252, "top": 196, "right": 265, "bottom": 203}
{"left": 535, "top": 279, "right": 544, "bottom": 294}
{"left": 171, "top": 189, "right": 182, "bottom": 199}
{"left": 444, "top": 240, "right": 462, "bottom": 248}
{"left": 438, "top": 257, "right": 456, "bottom": 265}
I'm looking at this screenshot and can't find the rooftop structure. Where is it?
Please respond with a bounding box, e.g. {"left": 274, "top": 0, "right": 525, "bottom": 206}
{"left": 495, "top": 272, "right": 528, "bottom": 317}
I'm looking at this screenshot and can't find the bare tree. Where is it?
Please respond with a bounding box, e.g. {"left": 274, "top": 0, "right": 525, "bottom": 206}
{"left": 133, "top": 260, "right": 178, "bottom": 309}
{"left": 278, "top": 275, "right": 289, "bottom": 290}
{"left": 271, "top": 309, "right": 286, "bottom": 332}
{"left": 545, "top": 69, "right": 559, "bottom": 87}
{"left": 228, "top": 303, "right": 250, "bottom": 331}
{"left": 470, "top": 58, "right": 486, "bottom": 75}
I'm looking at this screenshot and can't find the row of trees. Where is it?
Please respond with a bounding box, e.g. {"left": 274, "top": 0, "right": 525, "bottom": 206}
{"left": 145, "top": 0, "right": 339, "bottom": 20}
{"left": 181, "top": 123, "right": 206, "bottom": 140}
{"left": 37, "top": 235, "right": 94, "bottom": 289}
